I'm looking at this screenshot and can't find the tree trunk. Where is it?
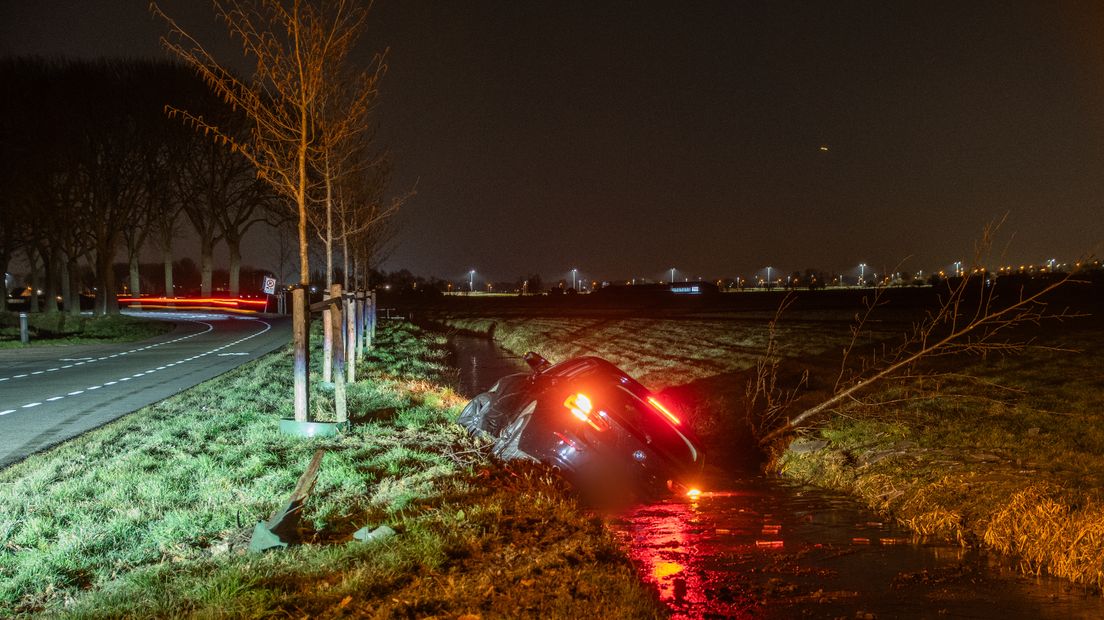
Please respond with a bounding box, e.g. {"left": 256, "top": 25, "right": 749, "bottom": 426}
{"left": 228, "top": 236, "right": 242, "bottom": 297}
{"left": 200, "top": 235, "right": 214, "bottom": 297}
{"left": 42, "top": 249, "right": 59, "bottom": 315}
{"left": 95, "top": 244, "right": 119, "bottom": 315}
{"left": 129, "top": 251, "right": 141, "bottom": 300}
{"left": 67, "top": 256, "right": 82, "bottom": 316}
{"left": 0, "top": 251, "right": 8, "bottom": 313}
{"left": 162, "top": 246, "right": 174, "bottom": 297}
{"left": 341, "top": 213, "right": 349, "bottom": 290}
{"left": 28, "top": 250, "right": 41, "bottom": 313}
{"left": 60, "top": 255, "right": 71, "bottom": 314}
{"left": 324, "top": 161, "right": 333, "bottom": 287}
{"left": 293, "top": 108, "right": 310, "bottom": 424}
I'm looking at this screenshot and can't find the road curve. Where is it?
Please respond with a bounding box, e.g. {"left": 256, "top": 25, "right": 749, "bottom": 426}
{"left": 0, "top": 311, "right": 290, "bottom": 468}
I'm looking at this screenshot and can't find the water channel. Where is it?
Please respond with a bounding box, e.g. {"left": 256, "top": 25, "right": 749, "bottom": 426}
{"left": 448, "top": 333, "right": 1104, "bottom": 619}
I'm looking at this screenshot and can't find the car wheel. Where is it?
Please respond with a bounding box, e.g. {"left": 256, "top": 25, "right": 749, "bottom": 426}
{"left": 492, "top": 400, "right": 538, "bottom": 462}
{"left": 457, "top": 393, "right": 494, "bottom": 438}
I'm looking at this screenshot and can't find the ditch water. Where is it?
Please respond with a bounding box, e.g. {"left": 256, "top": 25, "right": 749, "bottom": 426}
{"left": 448, "top": 334, "right": 1104, "bottom": 619}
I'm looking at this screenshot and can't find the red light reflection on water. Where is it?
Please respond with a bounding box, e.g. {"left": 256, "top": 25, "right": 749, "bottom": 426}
{"left": 615, "top": 491, "right": 793, "bottom": 618}
{"left": 623, "top": 500, "right": 704, "bottom": 606}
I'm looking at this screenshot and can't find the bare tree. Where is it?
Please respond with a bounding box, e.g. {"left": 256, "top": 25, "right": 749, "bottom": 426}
{"left": 154, "top": 0, "right": 387, "bottom": 422}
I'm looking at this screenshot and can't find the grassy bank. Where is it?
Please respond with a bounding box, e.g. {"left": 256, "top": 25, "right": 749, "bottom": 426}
{"left": 0, "top": 321, "right": 662, "bottom": 618}
{"left": 0, "top": 312, "right": 173, "bottom": 348}
{"left": 777, "top": 326, "right": 1104, "bottom": 591}
{"left": 440, "top": 314, "right": 1104, "bottom": 591}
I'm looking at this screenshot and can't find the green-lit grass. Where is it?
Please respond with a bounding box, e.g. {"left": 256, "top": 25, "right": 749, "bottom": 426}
{"left": 0, "top": 312, "right": 173, "bottom": 348}
{"left": 0, "top": 321, "right": 662, "bottom": 618}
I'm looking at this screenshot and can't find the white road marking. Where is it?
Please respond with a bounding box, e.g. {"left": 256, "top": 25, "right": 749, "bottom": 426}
{"left": 2, "top": 317, "right": 273, "bottom": 413}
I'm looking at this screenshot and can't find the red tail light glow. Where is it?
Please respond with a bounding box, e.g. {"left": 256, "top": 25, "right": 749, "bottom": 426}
{"left": 564, "top": 393, "right": 608, "bottom": 432}
{"left": 647, "top": 396, "right": 681, "bottom": 425}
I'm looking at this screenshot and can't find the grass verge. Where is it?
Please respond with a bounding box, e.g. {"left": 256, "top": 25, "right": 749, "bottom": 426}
{"left": 439, "top": 313, "right": 1104, "bottom": 592}
{"left": 0, "top": 321, "right": 662, "bottom": 618}
{"left": 0, "top": 312, "right": 174, "bottom": 348}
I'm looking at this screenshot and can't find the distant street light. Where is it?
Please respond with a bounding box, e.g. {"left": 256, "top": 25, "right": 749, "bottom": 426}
{"left": 572, "top": 268, "right": 578, "bottom": 291}
{"left": 670, "top": 267, "right": 676, "bottom": 284}
{"left": 859, "top": 263, "right": 867, "bottom": 287}
{"left": 469, "top": 270, "right": 475, "bottom": 292}
{"left": 766, "top": 266, "right": 772, "bottom": 290}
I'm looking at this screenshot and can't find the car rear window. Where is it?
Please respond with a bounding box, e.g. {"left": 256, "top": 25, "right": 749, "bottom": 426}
{"left": 596, "top": 384, "right": 699, "bottom": 464}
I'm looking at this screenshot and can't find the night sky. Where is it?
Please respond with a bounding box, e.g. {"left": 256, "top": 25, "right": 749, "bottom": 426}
{"left": 3, "top": 1, "right": 1104, "bottom": 285}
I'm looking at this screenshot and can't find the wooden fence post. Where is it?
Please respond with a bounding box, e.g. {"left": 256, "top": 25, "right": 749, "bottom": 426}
{"left": 292, "top": 286, "right": 309, "bottom": 422}
{"left": 346, "top": 293, "right": 356, "bottom": 383}
{"left": 330, "top": 283, "right": 347, "bottom": 424}
{"left": 322, "top": 291, "right": 333, "bottom": 384}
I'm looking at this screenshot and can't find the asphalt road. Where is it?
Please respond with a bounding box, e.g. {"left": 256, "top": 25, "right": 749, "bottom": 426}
{"left": 0, "top": 311, "right": 290, "bottom": 468}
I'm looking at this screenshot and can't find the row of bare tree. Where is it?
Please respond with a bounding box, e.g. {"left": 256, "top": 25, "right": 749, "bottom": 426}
{"left": 0, "top": 57, "right": 274, "bottom": 313}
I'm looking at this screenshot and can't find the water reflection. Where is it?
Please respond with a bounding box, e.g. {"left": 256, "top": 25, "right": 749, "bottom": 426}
{"left": 613, "top": 479, "right": 1104, "bottom": 619}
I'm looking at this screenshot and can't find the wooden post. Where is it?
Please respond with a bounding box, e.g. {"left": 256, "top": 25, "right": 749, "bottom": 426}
{"left": 330, "top": 284, "right": 347, "bottom": 424}
{"left": 346, "top": 294, "right": 356, "bottom": 383}
{"left": 322, "top": 294, "right": 333, "bottom": 384}
{"left": 249, "top": 449, "right": 326, "bottom": 552}
{"left": 354, "top": 291, "right": 365, "bottom": 357}
{"left": 369, "top": 291, "right": 376, "bottom": 346}
{"left": 292, "top": 286, "right": 309, "bottom": 422}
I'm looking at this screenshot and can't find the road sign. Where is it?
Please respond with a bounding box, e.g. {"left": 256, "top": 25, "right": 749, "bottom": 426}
{"left": 263, "top": 276, "right": 277, "bottom": 295}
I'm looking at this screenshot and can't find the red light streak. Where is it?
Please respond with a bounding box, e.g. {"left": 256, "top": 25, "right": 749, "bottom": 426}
{"left": 117, "top": 296, "right": 268, "bottom": 312}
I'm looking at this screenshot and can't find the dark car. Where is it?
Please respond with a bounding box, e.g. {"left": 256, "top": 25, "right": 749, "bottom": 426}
{"left": 458, "top": 352, "right": 705, "bottom": 501}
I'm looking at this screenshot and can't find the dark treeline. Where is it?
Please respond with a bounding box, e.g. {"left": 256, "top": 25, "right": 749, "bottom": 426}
{"left": 0, "top": 57, "right": 276, "bottom": 314}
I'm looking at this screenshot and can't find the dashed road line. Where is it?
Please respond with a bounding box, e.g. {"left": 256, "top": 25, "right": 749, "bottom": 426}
{"left": 1, "top": 318, "right": 272, "bottom": 416}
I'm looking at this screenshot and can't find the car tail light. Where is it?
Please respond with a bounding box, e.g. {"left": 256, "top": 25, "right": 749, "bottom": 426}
{"left": 564, "top": 393, "right": 608, "bottom": 432}
{"left": 646, "top": 396, "right": 681, "bottom": 426}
